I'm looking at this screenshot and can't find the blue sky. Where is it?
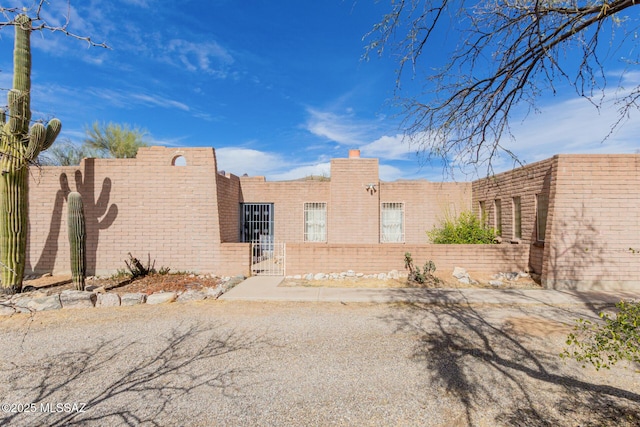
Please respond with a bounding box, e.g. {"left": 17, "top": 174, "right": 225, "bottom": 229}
{"left": 1, "top": 0, "right": 639, "bottom": 181}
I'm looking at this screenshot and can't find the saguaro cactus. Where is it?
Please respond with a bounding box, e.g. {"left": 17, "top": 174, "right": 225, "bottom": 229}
{"left": 67, "top": 192, "right": 86, "bottom": 291}
{"left": 0, "top": 15, "right": 62, "bottom": 293}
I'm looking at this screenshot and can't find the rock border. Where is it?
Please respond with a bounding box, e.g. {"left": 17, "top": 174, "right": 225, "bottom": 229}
{"left": 0, "top": 275, "right": 245, "bottom": 316}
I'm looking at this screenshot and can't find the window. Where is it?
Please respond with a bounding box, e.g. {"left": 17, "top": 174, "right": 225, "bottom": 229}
{"left": 512, "top": 196, "right": 522, "bottom": 239}
{"left": 304, "top": 203, "right": 327, "bottom": 242}
{"left": 494, "top": 199, "right": 502, "bottom": 236}
{"left": 240, "top": 203, "right": 274, "bottom": 242}
{"left": 479, "top": 201, "right": 488, "bottom": 227}
{"left": 536, "top": 193, "right": 549, "bottom": 242}
{"left": 381, "top": 202, "right": 404, "bottom": 243}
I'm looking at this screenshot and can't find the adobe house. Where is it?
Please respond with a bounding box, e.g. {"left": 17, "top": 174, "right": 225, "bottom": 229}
{"left": 25, "top": 147, "right": 639, "bottom": 291}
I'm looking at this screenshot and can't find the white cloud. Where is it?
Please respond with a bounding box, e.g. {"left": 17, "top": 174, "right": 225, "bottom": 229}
{"left": 378, "top": 164, "right": 407, "bottom": 181}
{"left": 270, "top": 162, "right": 331, "bottom": 181}
{"left": 215, "top": 147, "right": 333, "bottom": 181}
{"left": 214, "top": 147, "right": 284, "bottom": 176}
{"left": 304, "top": 108, "right": 369, "bottom": 146}
{"left": 505, "top": 96, "right": 640, "bottom": 165}
{"left": 165, "top": 39, "right": 234, "bottom": 77}
{"left": 360, "top": 134, "right": 414, "bottom": 160}
{"left": 130, "top": 93, "right": 190, "bottom": 111}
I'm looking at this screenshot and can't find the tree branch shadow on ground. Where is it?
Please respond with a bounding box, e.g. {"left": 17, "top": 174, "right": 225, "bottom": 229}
{"left": 380, "top": 300, "right": 640, "bottom": 427}
{"left": 0, "top": 322, "right": 266, "bottom": 426}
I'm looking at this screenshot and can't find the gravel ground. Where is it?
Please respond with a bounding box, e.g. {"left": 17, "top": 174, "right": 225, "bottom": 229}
{"left": 0, "top": 300, "right": 638, "bottom": 426}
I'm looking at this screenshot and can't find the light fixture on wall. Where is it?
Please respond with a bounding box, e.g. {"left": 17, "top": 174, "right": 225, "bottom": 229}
{"left": 365, "top": 183, "right": 377, "bottom": 194}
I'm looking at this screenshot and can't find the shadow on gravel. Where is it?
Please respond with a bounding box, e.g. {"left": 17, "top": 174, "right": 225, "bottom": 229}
{"left": 382, "top": 300, "right": 640, "bottom": 427}
{"left": 0, "top": 322, "right": 263, "bottom": 426}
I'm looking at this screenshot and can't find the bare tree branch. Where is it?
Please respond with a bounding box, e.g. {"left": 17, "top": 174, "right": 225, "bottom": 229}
{"left": 0, "top": 1, "right": 109, "bottom": 48}
{"left": 365, "top": 0, "right": 640, "bottom": 174}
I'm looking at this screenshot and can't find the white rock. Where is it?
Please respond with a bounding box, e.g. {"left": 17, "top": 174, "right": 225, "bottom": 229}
{"left": 204, "top": 286, "right": 224, "bottom": 299}
{"left": 146, "top": 292, "right": 177, "bottom": 305}
{"left": 313, "top": 273, "right": 326, "bottom": 280}
{"left": 121, "top": 293, "right": 147, "bottom": 306}
{"left": 377, "top": 273, "right": 387, "bottom": 280}
{"left": 388, "top": 270, "right": 400, "bottom": 279}
{"left": 60, "top": 290, "right": 96, "bottom": 309}
{"left": 346, "top": 270, "right": 356, "bottom": 277}
{"left": 96, "top": 293, "right": 121, "bottom": 308}
{"left": 356, "top": 273, "right": 364, "bottom": 277}
{"left": 304, "top": 273, "right": 314, "bottom": 281}
{"left": 293, "top": 275, "right": 302, "bottom": 279}
{"left": 452, "top": 267, "right": 468, "bottom": 279}
{"left": 14, "top": 294, "right": 62, "bottom": 312}
{"left": 489, "top": 280, "right": 503, "bottom": 287}
{"left": 177, "top": 290, "right": 207, "bottom": 302}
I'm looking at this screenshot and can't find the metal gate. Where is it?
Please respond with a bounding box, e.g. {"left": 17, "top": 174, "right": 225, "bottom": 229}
{"left": 251, "top": 239, "right": 285, "bottom": 276}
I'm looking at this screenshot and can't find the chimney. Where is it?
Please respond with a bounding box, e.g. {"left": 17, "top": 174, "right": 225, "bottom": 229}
{"left": 348, "top": 149, "right": 360, "bottom": 159}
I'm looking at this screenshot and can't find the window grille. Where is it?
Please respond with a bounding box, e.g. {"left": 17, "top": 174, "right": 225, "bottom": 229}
{"left": 240, "top": 203, "right": 274, "bottom": 243}
{"left": 304, "top": 202, "right": 327, "bottom": 242}
{"left": 381, "top": 202, "right": 404, "bottom": 243}
{"left": 512, "top": 196, "right": 522, "bottom": 239}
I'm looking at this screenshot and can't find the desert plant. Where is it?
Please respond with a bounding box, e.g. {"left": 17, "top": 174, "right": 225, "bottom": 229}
{"left": 124, "top": 252, "right": 156, "bottom": 278}
{"left": 561, "top": 300, "right": 640, "bottom": 371}
{"left": 427, "top": 211, "right": 497, "bottom": 244}
{"left": 404, "top": 252, "right": 439, "bottom": 285}
{"left": 0, "top": 15, "right": 62, "bottom": 294}
{"left": 67, "top": 192, "right": 86, "bottom": 290}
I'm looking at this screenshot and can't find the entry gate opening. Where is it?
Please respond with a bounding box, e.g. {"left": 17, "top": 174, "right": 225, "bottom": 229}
{"left": 250, "top": 239, "right": 285, "bottom": 276}
{"left": 240, "top": 203, "right": 285, "bottom": 276}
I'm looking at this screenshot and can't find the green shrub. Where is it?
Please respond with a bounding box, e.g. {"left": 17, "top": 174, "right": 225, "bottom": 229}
{"left": 561, "top": 300, "right": 640, "bottom": 371}
{"left": 427, "top": 211, "right": 497, "bottom": 244}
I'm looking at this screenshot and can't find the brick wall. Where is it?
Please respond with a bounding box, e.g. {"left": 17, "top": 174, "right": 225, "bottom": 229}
{"left": 542, "top": 155, "right": 640, "bottom": 290}
{"left": 329, "top": 158, "right": 380, "bottom": 243}
{"left": 380, "top": 181, "right": 471, "bottom": 244}
{"left": 216, "top": 171, "right": 242, "bottom": 242}
{"left": 285, "top": 243, "right": 529, "bottom": 275}
{"left": 239, "top": 178, "right": 331, "bottom": 243}
{"left": 27, "top": 147, "right": 223, "bottom": 276}
{"left": 26, "top": 147, "right": 640, "bottom": 290}
{"left": 472, "top": 157, "right": 556, "bottom": 275}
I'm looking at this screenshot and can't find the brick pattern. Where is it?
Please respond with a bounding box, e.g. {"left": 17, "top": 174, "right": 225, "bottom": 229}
{"left": 472, "top": 157, "right": 556, "bottom": 275}
{"left": 542, "top": 155, "right": 640, "bottom": 289}
{"left": 285, "top": 243, "right": 529, "bottom": 275}
{"left": 381, "top": 181, "right": 471, "bottom": 244}
{"left": 26, "top": 147, "right": 640, "bottom": 290}
{"left": 28, "top": 147, "right": 222, "bottom": 276}
{"left": 328, "top": 158, "right": 380, "bottom": 243}
{"left": 239, "top": 179, "right": 331, "bottom": 243}
{"left": 216, "top": 171, "right": 242, "bottom": 243}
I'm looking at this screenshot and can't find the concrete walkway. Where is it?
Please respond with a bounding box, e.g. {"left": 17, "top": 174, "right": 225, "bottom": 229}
{"left": 219, "top": 276, "right": 638, "bottom": 305}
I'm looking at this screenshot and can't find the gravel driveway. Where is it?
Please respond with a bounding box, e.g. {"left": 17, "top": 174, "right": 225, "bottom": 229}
{"left": 0, "top": 300, "right": 638, "bottom": 426}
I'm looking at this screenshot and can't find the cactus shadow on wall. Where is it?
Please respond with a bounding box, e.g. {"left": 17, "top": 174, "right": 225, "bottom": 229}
{"left": 27, "top": 159, "right": 118, "bottom": 276}
{"left": 73, "top": 158, "right": 118, "bottom": 276}
{"left": 28, "top": 173, "right": 71, "bottom": 273}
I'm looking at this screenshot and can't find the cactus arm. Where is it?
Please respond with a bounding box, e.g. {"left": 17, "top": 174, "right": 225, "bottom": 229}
{"left": 42, "top": 118, "right": 62, "bottom": 151}
{"left": 25, "top": 123, "right": 46, "bottom": 160}
{"left": 67, "top": 192, "right": 86, "bottom": 290}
